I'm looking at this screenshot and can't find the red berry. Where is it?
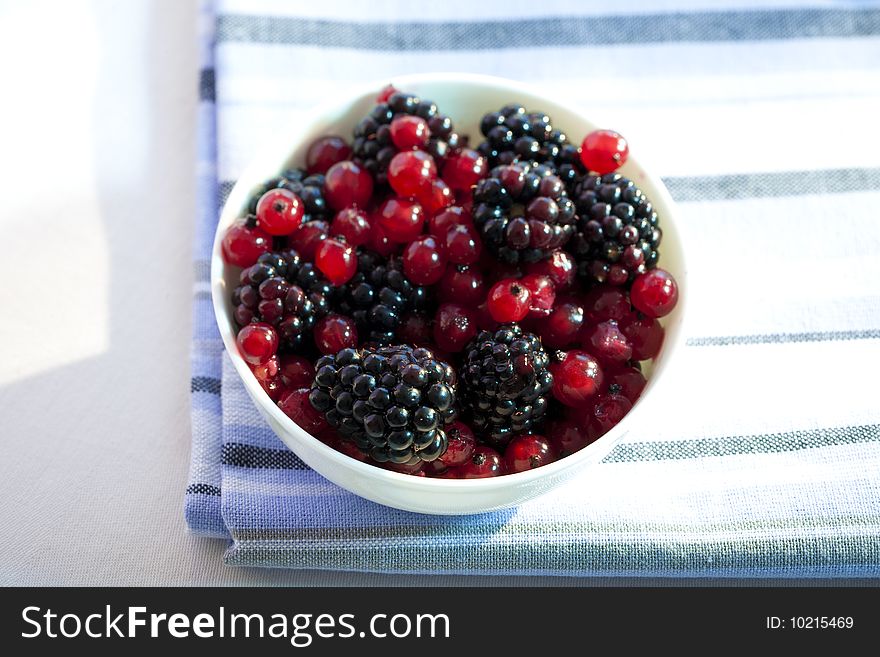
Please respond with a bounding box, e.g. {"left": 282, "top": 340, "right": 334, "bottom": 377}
{"left": 222, "top": 222, "right": 271, "bottom": 268}
{"left": 504, "top": 434, "right": 556, "bottom": 473}
{"left": 547, "top": 418, "right": 595, "bottom": 458}
{"left": 397, "top": 313, "right": 433, "bottom": 346}
{"left": 589, "top": 394, "right": 633, "bottom": 439}
{"left": 236, "top": 322, "right": 278, "bottom": 365}
{"left": 519, "top": 273, "right": 555, "bottom": 319}
{"left": 376, "top": 84, "right": 397, "bottom": 103}
{"left": 536, "top": 299, "right": 584, "bottom": 349}
{"left": 387, "top": 150, "right": 437, "bottom": 198}
{"left": 403, "top": 235, "right": 447, "bottom": 285}
{"left": 451, "top": 445, "right": 505, "bottom": 479}
{"left": 306, "top": 136, "right": 352, "bottom": 175}
{"left": 416, "top": 178, "right": 454, "bottom": 217}
{"left": 260, "top": 375, "right": 292, "bottom": 403}
{"left": 437, "top": 265, "right": 485, "bottom": 306}
{"left": 550, "top": 350, "right": 604, "bottom": 408}
{"left": 606, "top": 365, "right": 646, "bottom": 403}
{"left": 367, "top": 215, "right": 398, "bottom": 257}
{"left": 390, "top": 115, "right": 430, "bottom": 150}
{"left": 252, "top": 355, "right": 280, "bottom": 382}
{"left": 487, "top": 278, "right": 531, "bottom": 323}
{"left": 442, "top": 148, "right": 487, "bottom": 190}
{"left": 524, "top": 249, "right": 575, "bottom": 292}
{"left": 428, "top": 205, "right": 472, "bottom": 237}
{"left": 279, "top": 354, "right": 316, "bottom": 389}
{"left": 583, "top": 319, "right": 632, "bottom": 365}
{"left": 278, "top": 388, "right": 328, "bottom": 435}
{"left": 377, "top": 197, "right": 425, "bottom": 242}
{"left": 433, "top": 303, "right": 478, "bottom": 353}
{"left": 580, "top": 129, "right": 629, "bottom": 174}
{"left": 620, "top": 313, "right": 664, "bottom": 360}
{"left": 288, "top": 219, "right": 329, "bottom": 261}
{"left": 331, "top": 207, "right": 371, "bottom": 246}
{"left": 315, "top": 237, "right": 357, "bottom": 285}
{"left": 444, "top": 223, "right": 482, "bottom": 265}
{"left": 438, "top": 420, "right": 476, "bottom": 467}
{"left": 314, "top": 314, "right": 358, "bottom": 354}
{"left": 255, "top": 188, "right": 305, "bottom": 236}
{"left": 630, "top": 268, "right": 678, "bottom": 318}
{"left": 583, "top": 285, "right": 631, "bottom": 323}
{"left": 323, "top": 160, "right": 373, "bottom": 211}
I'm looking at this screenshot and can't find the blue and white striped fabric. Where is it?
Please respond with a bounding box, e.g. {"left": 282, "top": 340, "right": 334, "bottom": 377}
{"left": 186, "top": 0, "right": 880, "bottom": 575}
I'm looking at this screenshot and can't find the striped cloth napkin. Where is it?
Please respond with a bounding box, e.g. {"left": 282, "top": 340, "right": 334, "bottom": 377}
{"left": 186, "top": 0, "right": 880, "bottom": 575}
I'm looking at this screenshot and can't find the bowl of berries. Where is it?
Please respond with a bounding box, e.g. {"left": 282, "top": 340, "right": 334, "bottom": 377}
{"left": 213, "top": 73, "right": 685, "bottom": 515}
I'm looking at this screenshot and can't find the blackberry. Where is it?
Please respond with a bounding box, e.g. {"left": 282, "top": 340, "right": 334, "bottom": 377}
{"left": 336, "top": 250, "right": 431, "bottom": 344}
{"left": 232, "top": 249, "right": 331, "bottom": 353}
{"left": 568, "top": 172, "right": 662, "bottom": 286}
{"left": 476, "top": 105, "right": 584, "bottom": 187}
{"left": 460, "top": 324, "right": 553, "bottom": 446}
{"left": 352, "top": 91, "right": 460, "bottom": 186}
{"left": 245, "top": 168, "right": 329, "bottom": 224}
{"left": 309, "top": 345, "right": 457, "bottom": 464}
{"left": 472, "top": 163, "right": 576, "bottom": 264}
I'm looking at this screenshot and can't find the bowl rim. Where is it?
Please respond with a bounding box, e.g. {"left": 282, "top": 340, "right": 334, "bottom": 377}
{"left": 211, "top": 71, "right": 688, "bottom": 494}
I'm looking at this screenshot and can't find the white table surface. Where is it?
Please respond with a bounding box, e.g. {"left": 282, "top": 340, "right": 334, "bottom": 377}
{"left": 0, "top": 0, "right": 865, "bottom": 588}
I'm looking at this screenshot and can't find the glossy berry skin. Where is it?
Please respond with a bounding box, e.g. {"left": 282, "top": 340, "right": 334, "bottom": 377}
{"left": 504, "top": 434, "right": 556, "bottom": 473}
{"left": 438, "top": 420, "right": 476, "bottom": 467}
{"left": 323, "top": 160, "right": 373, "bottom": 211}
{"left": 606, "top": 365, "right": 646, "bottom": 403}
{"left": 438, "top": 265, "right": 485, "bottom": 307}
{"left": 417, "top": 178, "right": 454, "bottom": 216}
{"left": 428, "top": 205, "right": 472, "bottom": 237}
{"left": 288, "top": 219, "right": 328, "bottom": 261}
{"left": 547, "top": 417, "right": 594, "bottom": 458}
{"left": 368, "top": 218, "right": 398, "bottom": 257}
{"left": 620, "top": 313, "right": 664, "bottom": 360}
{"left": 403, "top": 235, "right": 447, "bottom": 285}
{"left": 519, "top": 273, "right": 555, "bottom": 319}
{"left": 315, "top": 237, "right": 357, "bottom": 285}
{"left": 442, "top": 148, "right": 487, "bottom": 190}
{"left": 306, "top": 136, "right": 352, "bottom": 175}
{"left": 433, "top": 303, "right": 478, "bottom": 353}
{"left": 387, "top": 150, "right": 437, "bottom": 198}
{"left": 390, "top": 115, "right": 431, "bottom": 150}
{"left": 222, "top": 222, "right": 272, "bottom": 268}
{"left": 487, "top": 278, "right": 531, "bottom": 323}
{"left": 237, "top": 322, "right": 278, "bottom": 365}
{"left": 550, "top": 349, "right": 604, "bottom": 408}
{"left": 589, "top": 393, "right": 633, "bottom": 439}
{"left": 583, "top": 319, "right": 632, "bottom": 365}
{"left": 630, "top": 268, "right": 678, "bottom": 318}
{"left": 444, "top": 222, "right": 482, "bottom": 265}
{"left": 536, "top": 299, "right": 584, "bottom": 349}
{"left": 278, "top": 388, "right": 328, "bottom": 435}
{"left": 279, "top": 354, "right": 316, "bottom": 389}
{"left": 583, "top": 285, "right": 631, "bottom": 323}
{"left": 580, "top": 129, "right": 629, "bottom": 174}
{"left": 331, "top": 207, "right": 371, "bottom": 246}
{"left": 313, "top": 314, "right": 358, "bottom": 354}
{"left": 525, "top": 249, "right": 575, "bottom": 292}
{"left": 255, "top": 188, "right": 305, "bottom": 235}
{"left": 451, "top": 445, "right": 505, "bottom": 479}
{"left": 377, "top": 198, "right": 425, "bottom": 242}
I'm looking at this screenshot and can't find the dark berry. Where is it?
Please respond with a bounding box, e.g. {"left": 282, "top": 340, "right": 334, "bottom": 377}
{"left": 589, "top": 393, "right": 632, "bottom": 439}
{"left": 547, "top": 417, "right": 594, "bottom": 458}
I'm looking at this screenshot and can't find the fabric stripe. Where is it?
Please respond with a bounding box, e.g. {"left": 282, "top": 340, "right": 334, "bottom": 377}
{"left": 186, "top": 483, "right": 222, "bottom": 496}
{"left": 199, "top": 67, "right": 216, "bottom": 102}
{"left": 215, "top": 8, "right": 880, "bottom": 49}
{"left": 222, "top": 442, "right": 309, "bottom": 470}
{"left": 191, "top": 376, "right": 222, "bottom": 395}
{"left": 687, "top": 330, "right": 880, "bottom": 347}
{"left": 603, "top": 424, "right": 880, "bottom": 463}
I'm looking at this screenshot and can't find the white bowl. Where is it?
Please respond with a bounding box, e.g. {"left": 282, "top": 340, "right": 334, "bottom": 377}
{"left": 212, "top": 73, "right": 687, "bottom": 515}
